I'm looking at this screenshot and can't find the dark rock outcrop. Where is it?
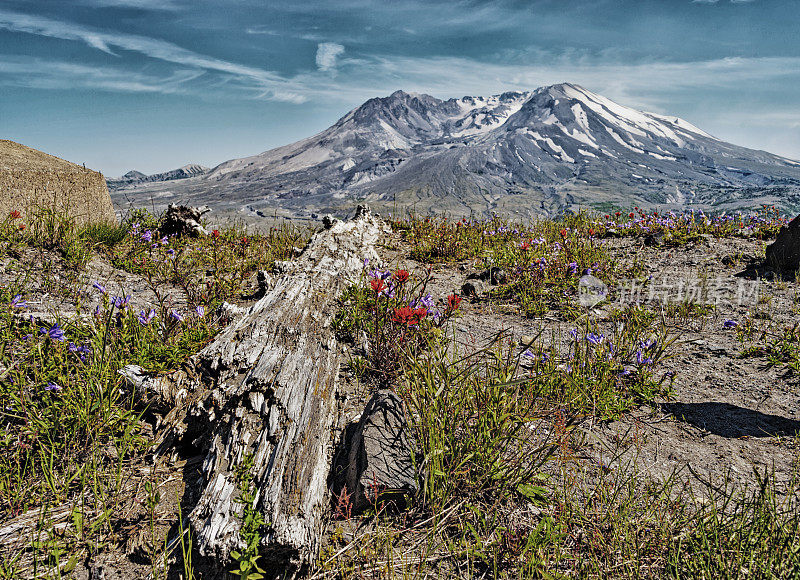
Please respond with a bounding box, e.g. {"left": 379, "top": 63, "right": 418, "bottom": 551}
{"left": 766, "top": 215, "right": 800, "bottom": 271}
{"left": 333, "top": 390, "right": 418, "bottom": 513}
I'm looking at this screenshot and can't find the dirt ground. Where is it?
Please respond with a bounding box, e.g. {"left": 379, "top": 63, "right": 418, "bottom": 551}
{"left": 376, "top": 231, "right": 800, "bottom": 496}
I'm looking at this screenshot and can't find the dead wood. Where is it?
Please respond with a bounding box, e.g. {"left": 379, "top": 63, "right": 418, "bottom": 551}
{"left": 122, "top": 208, "right": 388, "bottom": 571}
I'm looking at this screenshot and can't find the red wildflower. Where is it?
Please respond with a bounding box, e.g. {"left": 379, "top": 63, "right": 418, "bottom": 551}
{"left": 447, "top": 294, "right": 462, "bottom": 312}
{"left": 370, "top": 279, "right": 385, "bottom": 293}
{"left": 393, "top": 269, "right": 410, "bottom": 283}
{"left": 588, "top": 228, "right": 595, "bottom": 236}
{"left": 520, "top": 242, "right": 530, "bottom": 251}
{"left": 18, "top": 224, "right": 25, "bottom": 230}
{"left": 9, "top": 210, "right": 21, "bottom": 220}
{"left": 393, "top": 306, "right": 421, "bottom": 325}
{"left": 559, "top": 229, "right": 568, "bottom": 237}
{"left": 615, "top": 211, "right": 621, "bottom": 217}
{"left": 212, "top": 229, "right": 220, "bottom": 239}
{"left": 628, "top": 213, "right": 635, "bottom": 219}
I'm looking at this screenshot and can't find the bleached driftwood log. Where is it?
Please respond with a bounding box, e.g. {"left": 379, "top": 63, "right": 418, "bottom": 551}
{"left": 125, "top": 208, "right": 387, "bottom": 570}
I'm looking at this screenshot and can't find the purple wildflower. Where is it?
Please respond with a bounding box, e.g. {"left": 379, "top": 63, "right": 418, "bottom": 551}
{"left": 137, "top": 309, "right": 156, "bottom": 325}
{"left": 45, "top": 382, "right": 62, "bottom": 392}
{"left": 10, "top": 294, "right": 26, "bottom": 308}
{"left": 195, "top": 305, "right": 205, "bottom": 318}
{"left": 141, "top": 230, "right": 153, "bottom": 243}
{"left": 170, "top": 310, "right": 183, "bottom": 322}
{"left": 723, "top": 319, "right": 738, "bottom": 329}
{"left": 44, "top": 323, "right": 65, "bottom": 342}
{"left": 92, "top": 281, "right": 107, "bottom": 294}
{"left": 567, "top": 262, "right": 578, "bottom": 275}
{"left": 111, "top": 295, "right": 131, "bottom": 310}
{"left": 586, "top": 332, "right": 604, "bottom": 346}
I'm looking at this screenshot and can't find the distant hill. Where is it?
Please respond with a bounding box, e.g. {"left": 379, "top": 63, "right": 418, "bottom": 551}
{"left": 107, "top": 164, "right": 209, "bottom": 188}
{"left": 108, "top": 84, "right": 800, "bottom": 219}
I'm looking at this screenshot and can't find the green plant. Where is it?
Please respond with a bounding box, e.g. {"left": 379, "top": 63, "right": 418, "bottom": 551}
{"left": 230, "top": 454, "right": 267, "bottom": 580}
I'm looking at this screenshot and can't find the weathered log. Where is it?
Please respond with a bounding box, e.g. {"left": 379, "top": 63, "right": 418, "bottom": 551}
{"left": 125, "top": 208, "right": 388, "bottom": 571}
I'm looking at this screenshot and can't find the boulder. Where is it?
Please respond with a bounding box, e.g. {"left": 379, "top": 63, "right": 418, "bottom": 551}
{"left": 0, "top": 139, "right": 117, "bottom": 226}
{"left": 461, "top": 279, "right": 486, "bottom": 297}
{"left": 333, "top": 390, "right": 418, "bottom": 513}
{"left": 158, "top": 203, "right": 210, "bottom": 237}
{"left": 766, "top": 215, "right": 800, "bottom": 271}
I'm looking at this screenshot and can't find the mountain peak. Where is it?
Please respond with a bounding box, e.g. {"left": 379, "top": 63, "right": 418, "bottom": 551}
{"left": 110, "top": 83, "right": 800, "bottom": 220}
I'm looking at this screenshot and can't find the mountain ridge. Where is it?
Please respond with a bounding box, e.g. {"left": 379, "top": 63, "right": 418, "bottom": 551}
{"left": 109, "top": 83, "right": 800, "bottom": 220}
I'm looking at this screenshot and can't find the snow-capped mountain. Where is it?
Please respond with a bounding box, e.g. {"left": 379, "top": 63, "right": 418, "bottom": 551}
{"left": 109, "top": 83, "right": 800, "bottom": 219}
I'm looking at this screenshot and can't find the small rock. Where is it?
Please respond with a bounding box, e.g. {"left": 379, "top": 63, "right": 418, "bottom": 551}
{"left": 461, "top": 279, "right": 486, "bottom": 297}
{"left": 489, "top": 266, "right": 507, "bottom": 285}
{"left": 766, "top": 214, "right": 800, "bottom": 271}
{"left": 333, "top": 390, "right": 418, "bottom": 513}
{"left": 519, "top": 334, "right": 536, "bottom": 347}
{"left": 643, "top": 231, "right": 665, "bottom": 247}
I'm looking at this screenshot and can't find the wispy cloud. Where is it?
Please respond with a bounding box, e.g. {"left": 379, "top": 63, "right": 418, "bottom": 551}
{"left": 0, "top": 56, "right": 201, "bottom": 93}
{"left": 74, "top": 0, "right": 184, "bottom": 10}
{"left": 0, "top": 10, "right": 287, "bottom": 85}
{"left": 315, "top": 42, "right": 344, "bottom": 71}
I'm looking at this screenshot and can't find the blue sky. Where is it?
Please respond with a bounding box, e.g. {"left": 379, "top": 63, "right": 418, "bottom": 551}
{"left": 2, "top": 0, "right": 798, "bottom": 175}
